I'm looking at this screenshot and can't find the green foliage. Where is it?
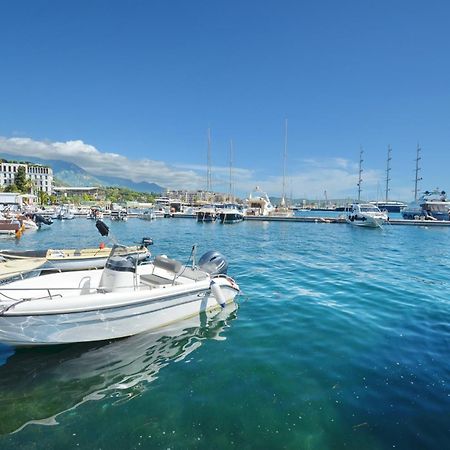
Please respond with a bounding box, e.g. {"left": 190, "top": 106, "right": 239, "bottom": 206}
{"left": 14, "top": 166, "right": 29, "bottom": 193}
{"left": 38, "top": 190, "right": 50, "bottom": 206}
{"left": 54, "top": 187, "right": 156, "bottom": 205}
{"left": 4, "top": 183, "right": 18, "bottom": 193}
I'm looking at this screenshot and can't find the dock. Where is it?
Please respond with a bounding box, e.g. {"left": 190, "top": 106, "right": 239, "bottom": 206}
{"left": 157, "top": 214, "right": 450, "bottom": 226}
{"left": 244, "top": 216, "right": 450, "bottom": 226}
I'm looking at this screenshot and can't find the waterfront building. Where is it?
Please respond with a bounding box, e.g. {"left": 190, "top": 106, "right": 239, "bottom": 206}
{"left": 165, "top": 189, "right": 240, "bottom": 205}
{"left": 0, "top": 160, "right": 53, "bottom": 194}
{"left": 53, "top": 186, "right": 100, "bottom": 199}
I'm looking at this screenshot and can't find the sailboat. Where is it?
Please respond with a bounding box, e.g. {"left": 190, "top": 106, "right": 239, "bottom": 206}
{"left": 218, "top": 140, "right": 244, "bottom": 224}
{"left": 269, "top": 119, "right": 293, "bottom": 217}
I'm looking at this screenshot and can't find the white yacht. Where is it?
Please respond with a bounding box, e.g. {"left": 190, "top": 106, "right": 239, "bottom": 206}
{"left": 245, "top": 187, "right": 275, "bottom": 216}
{"left": 218, "top": 203, "right": 244, "bottom": 224}
{"left": 345, "top": 203, "right": 388, "bottom": 228}
{"left": 401, "top": 189, "right": 450, "bottom": 221}
{"left": 196, "top": 204, "right": 217, "bottom": 222}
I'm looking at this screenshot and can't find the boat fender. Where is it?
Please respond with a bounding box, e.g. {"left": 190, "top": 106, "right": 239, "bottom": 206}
{"left": 210, "top": 280, "right": 226, "bottom": 308}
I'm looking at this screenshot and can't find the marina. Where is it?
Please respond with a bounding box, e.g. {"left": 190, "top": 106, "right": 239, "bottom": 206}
{"left": 0, "top": 217, "right": 449, "bottom": 448}
{"left": 2, "top": 1, "right": 450, "bottom": 448}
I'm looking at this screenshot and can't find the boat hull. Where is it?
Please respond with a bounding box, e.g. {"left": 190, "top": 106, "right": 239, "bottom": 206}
{"left": 346, "top": 217, "right": 385, "bottom": 228}
{"left": 219, "top": 213, "right": 244, "bottom": 224}
{"left": 0, "top": 283, "right": 238, "bottom": 347}
{"left": 0, "top": 263, "right": 239, "bottom": 347}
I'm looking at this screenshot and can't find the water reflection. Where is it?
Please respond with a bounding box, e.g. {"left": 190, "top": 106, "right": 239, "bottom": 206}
{"left": 0, "top": 304, "right": 238, "bottom": 435}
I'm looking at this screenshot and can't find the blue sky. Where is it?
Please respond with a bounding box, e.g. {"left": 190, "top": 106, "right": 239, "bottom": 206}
{"left": 1, "top": 0, "right": 450, "bottom": 201}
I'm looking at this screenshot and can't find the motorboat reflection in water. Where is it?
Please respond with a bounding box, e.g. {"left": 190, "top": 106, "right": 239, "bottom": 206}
{"left": 0, "top": 303, "right": 238, "bottom": 434}
{"left": 345, "top": 203, "right": 388, "bottom": 228}
{"left": 0, "top": 222, "right": 240, "bottom": 346}
{"left": 401, "top": 189, "right": 450, "bottom": 221}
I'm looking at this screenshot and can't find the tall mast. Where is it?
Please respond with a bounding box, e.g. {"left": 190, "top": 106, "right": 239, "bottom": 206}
{"left": 282, "top": 118, "right": 288, "bottom": 206}
{"left": 206, "top": 128, "right": 212, "bottom": 193}
{"left": 414, "top": 143, "right": 422, "bottom": 201}
{"left": 229, "top": 139, "right": 234, "bottom": 202}
{"left": 385, "top": 145, "right": 392, "bottom": 202}
{"left": 357, "top": 146, "right": 363, "bottom": 202}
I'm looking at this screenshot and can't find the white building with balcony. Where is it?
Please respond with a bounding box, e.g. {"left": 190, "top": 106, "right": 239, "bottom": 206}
{"left": 0, "top": 160, "right": 53, "bottom": 194}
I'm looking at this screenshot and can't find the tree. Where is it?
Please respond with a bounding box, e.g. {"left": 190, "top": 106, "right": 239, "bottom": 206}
{"left": 14, "top": 166, "right": 32, "bottom": 193}
{"left": 4, "top": 183, "right": 18, "bottom": 193}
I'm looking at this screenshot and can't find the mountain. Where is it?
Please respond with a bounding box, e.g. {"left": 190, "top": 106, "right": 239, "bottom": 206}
{"left": 0, "top": 153, "right": 165, "bottom": 194}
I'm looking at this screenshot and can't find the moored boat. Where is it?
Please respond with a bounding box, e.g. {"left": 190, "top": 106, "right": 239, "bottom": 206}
{"left": 345, "top": 203, "right": 388, "bottom": 228}
{"left": 0, "top": 243, "right": 150, "bottom": 271}
{"left": 196, "top": 204, "right": 217, "bottom": 222}
{"left": 401, "top": 189, "right": 450, "bottom": 220}
{"left": 245, "top": 187, "right": 275, "bottom": 216}
{"left": 218, "top": 203, "right": 244, "bottom": 224}
{"left": 0, "top": 245, "right": 240, "bottom": 346}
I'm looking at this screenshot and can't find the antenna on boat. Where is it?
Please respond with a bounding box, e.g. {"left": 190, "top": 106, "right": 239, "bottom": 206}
{"left": 414, "top": 143, "right": 422, "bottom": 201}
{"left": 207, "top": 128, "right": 212, "bottom": 194}
{"left": 281, "top": 118, "right": 288, "bottom": 207}
{"left": 192, "top": 244, "right": 197, "bottom": 269}
{"left": 357, "top": 146, "right": 364, "bottom": 202}
{"left": 385, "top": 145, "right": 392, "bottom": 202}
{"left": 229, "top": 139, "right": 234, "bottom": 203}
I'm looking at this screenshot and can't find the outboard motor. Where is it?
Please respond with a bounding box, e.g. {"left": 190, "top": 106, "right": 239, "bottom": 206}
{"left": 33, "top": 214, "right": 53, "bottom": 225}
{"left": 198, "top": 251, "right": 228, "bottom": 275}
{"left": 99, "top": 254, "right": 137, "bottom": 292}
{"left": 141, "top": 237, "right": 153, "bottom": 248}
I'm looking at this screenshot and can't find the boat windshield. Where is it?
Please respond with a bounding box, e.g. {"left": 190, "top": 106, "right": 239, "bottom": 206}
{"left": 360, "top": 206, "right": 380, "bottom": 212}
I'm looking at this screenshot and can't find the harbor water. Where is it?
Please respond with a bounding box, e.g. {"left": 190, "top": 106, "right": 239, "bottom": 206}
{"left": 0, "top": 218, "right": 449, "bottom": 449}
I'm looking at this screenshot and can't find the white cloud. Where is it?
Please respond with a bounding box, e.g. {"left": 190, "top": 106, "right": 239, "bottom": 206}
{"left": 0, "top": 136, "right": 408, "bottom": 200}
{"left": 0, "top": 136, "right": 204, "bottom": 190}
{"left": 234, "top": 158, "right": 387, "bottom": 200}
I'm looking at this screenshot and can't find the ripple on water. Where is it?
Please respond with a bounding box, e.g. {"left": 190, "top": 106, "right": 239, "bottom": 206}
{"left": 0, "top": 218, "right": 449, "bottom": 449}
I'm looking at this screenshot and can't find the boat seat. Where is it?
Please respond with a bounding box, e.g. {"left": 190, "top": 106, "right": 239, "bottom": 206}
{"left": 140, "top": 273, "right": 176, "bottom": 286}
{"left": 140, "top": 256, "right": 183, "bottom": 286}
{"left": 152, "top": 255, "right": 182, "bottom": 273}
{"left": 177, "top": 266, "right": 208, "bottom": 281}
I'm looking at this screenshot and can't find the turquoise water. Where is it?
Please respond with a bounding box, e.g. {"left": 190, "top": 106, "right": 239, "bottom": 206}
{"left": 0, "top": 218, "right": 449, "bottom": 449}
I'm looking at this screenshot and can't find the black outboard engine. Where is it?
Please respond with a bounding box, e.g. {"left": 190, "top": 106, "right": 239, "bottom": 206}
{"left": 141, "top": 237, "right": 153, "bottom": 248}
{"left": 198, "top": 251, "right": 228, "bottom": 275}
{"left": 33, "top": 214, "right": 53, "bottom": 225}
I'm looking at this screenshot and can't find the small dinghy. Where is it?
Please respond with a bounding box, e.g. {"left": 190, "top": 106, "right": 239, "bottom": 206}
{"left": 0, "top": 245, "right": 240, "bottom": 346}
{"left": 0, "top": 258, "right": 47, "bottom": 283}
{"left": 0, "top": 243, "right": 150, "bottom": 272}
{"left": 0, "top": 221, "right": 240, "bottom": 346}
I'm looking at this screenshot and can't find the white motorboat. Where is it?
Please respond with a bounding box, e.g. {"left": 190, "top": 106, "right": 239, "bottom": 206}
{"left": 401, "top": 189, "right": 450, "bottom": 220}
{"left": 196, "top": 204, "right": 217, "bottom": 222}
{"left": 245, "top": 187, "right": 275, "bottom": 216}
{"left": 218, "top": 203, "right": 244, "bottom": 224}
{"left": 87, "top": 206, "right": 104, "bottom": 220}
{"left": 345, "top": 203, "right": 388, "bottom": 228}
{"left": 110, "top": 209, "right": 128, "bottom": 221}
{"left": 0, "top": 243, "right": 240, "bottom": 346}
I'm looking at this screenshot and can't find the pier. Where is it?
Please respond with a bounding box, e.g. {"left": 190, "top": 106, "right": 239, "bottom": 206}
{"left": 151, "top": 214, "right": 450, "bottom": 226}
